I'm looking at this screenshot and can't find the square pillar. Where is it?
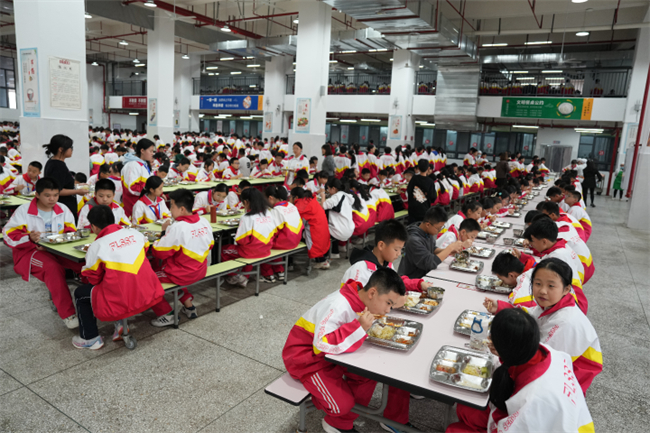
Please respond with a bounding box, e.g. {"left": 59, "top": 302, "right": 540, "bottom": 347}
{"left": 147, "top": 12, "right": 175, "bottom": 142}
{"left": 263, "top": 56, "right": 293, "bottom": 140}
{"left": 174, "top": 54, "right": 200, "bottom": 133}
{"left": 387, "top": 49, "right": 419, "bottom": 148}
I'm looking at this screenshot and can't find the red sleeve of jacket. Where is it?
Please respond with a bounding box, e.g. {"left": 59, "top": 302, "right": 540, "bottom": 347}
{"left": 558, "top": 225, "right": 570, "bottom": 233}
{"left": 322, "top": 321, "right": 367, "bottom": 354}
{"left": 519, "top": 252, "right": 535, "bottom": 266}
{"left": 572, "top": 356, "right": 602, "bottom": 394}
{"left": 82, "top": 261, "right": 106, "bottom": 286}
{"left": 495, "top": 300, "right": 516, "bottom": 313}
{"left": 401, "top": 276, "right": 423, "bottom": 292}
{"left": 469, "top": 184, "right": 479, "bottom": 193}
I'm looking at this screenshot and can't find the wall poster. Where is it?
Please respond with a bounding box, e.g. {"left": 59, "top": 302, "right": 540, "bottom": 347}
{"left": 20, "top": 48, "right": 40, "bottom": 117}
{"left": 389, "top": 115, "right": 402, "bottom": 140}
{"left": 49, "top": 57, "right": 81, "bottom": 110}
{"left": 173, "top": 110, "right": 180, "bottom": 128}
{"left": 263, "top": 112, "right": 273, "bottom": 133}
{"left": 148, "top": 98, "right": 157, "bottom": 126}
{"left": 295, "top": 98, "right": 311, "bottom": 133}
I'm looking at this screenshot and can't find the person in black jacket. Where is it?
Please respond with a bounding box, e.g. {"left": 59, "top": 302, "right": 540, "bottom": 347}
{"left": 582, "top": 159, "right": 602, "bottom": 207}
{"left": 407, "top": 159, "right": 437, "bottom": 224}
{"left": 43, "top": 135, "right": 89, "bottom": 218}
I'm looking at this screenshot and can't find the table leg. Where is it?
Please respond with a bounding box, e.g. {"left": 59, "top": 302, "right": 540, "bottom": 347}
{"left": 173, "top": 289, "right": 179, "bottom": 329}
{"left": 442, "top": 402, "right": 455, "bottom": 429}
{"left": 284, "top": 254, "right": 289, "bottom": 285}
{"left": 297, "top": 399, "right": 315, "bottom": 433}
{"left": 217, "top": 234, "right": 222, "bottom": 262}
{"left": 255, "top": 265, "right": 260, "bottom": 296}
{"left": 350, "top": 384, "right": 423, "bottom": 433}
{"left": 216, "top": 275, "right": 221, "bottom": 312}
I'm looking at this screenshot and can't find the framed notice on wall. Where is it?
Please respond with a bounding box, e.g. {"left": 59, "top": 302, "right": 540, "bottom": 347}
{"left": 20, "top": 48, "right": 40, "bottom": 117}
{"left": 264, "top": 112, "right": 273, "bottom": 133}
{"left": 295, "top": 98, "right": 311, "bottom": 134}
{"left": 173, "top": 110, "right": 180, "bottom": 128}
{"left": 148, "top": 98, "right": 157, "bottom": 126}
{"left": 49, "top": 57, "right": 81, "bottom": 110}
{"left": 389, "top": 115, "right": 402, "bottom": 140}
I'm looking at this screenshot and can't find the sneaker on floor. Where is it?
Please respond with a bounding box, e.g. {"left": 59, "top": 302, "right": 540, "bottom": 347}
{"left": 112, "top": 323, "right": 129, "bottom": 341}
{"left": 276, "top": 271, "right": 285, "bottom": 279}
{"left": 235, "top": 274, "right": 249, "bottom": 288}
{"left": 181, "top": 306, "right": 198, "bottom": 319}
{"left": 150, "top": 312, "right": 175, "bottom": 327}
{"left": 321, "top": 419, "right": 359, "bottom": 433}
{"left": 330, "top": 253, "right": 340, "bottom": 259}
{"left": 226, "top": 275, "right": 241, "bottom": 286}
{"left": 313, "top": 260, "right": 330, "bottom": 269}
{"left": 380, "top": 421, "right": 415, "bottom": 433}
{"left": 340, "top": 244, "right": 348, "bottom": 252}
{"left": 590, "top": 203, "right": 596, "bottom": 208}
{"left": 72, "top": 335, "right": 104, "bottom": 350}
{"left": 287, "top": 265, "right": 295, "bottom": 272}
{"left": 350, "top": 237, "right": 363, "bottom": 245}
{"left": 261, "top": 275, "right": 276, "bottom": 283}
{"left": 63, "top": 315, "right": 79, "bottom": 329}
{"left": 410, "top": 394, "right": 425, "bottom": 399}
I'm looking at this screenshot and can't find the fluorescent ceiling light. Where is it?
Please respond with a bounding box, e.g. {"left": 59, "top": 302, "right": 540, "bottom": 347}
{"left": 199, "top": 114, "right": 205, "bottom": 118}
{"left": 251, "top": 115, "right": 263, "bottom": 118}
{"left": 377, "top": 49, "right": 388, "bottom": 52}
{"left": 419, "top": 65, "right": 423, "bottom": 68}
{"left": 132, "top": 58, "right": 140, "bottom": 63}
{"left": 134, "top": 72, "right": 139, "bottom": 76}
{"left": 390, "top": 58, "right": 394, "bottom": 61}
{"left": 512, "top": 71, "right": 528, "bottom": 74}
{"left": 326, "top": 117, "right": 339, "bottom": 120}
{"left": 221, "top": 26, "right": 231, "bottom": 32}
{"left": 361, "top": 119, "right": 381, "bottom": 122}
{"left": 245, "top": 56, "right": 254, "bottom": 59}
{"left": 368, "top": 49, "right": 378, "bottom": 52}
{"left": 91, "top": 61, "right": 98, "bottom": 66}
{"left": 340, "top": 119, "right": 357, "bottom": 123}
{"left": 231, "top": 71, "right": 241, "bottom": 75}
{"left": 119, "top": 40, "right": 128, "bottom": 46}
{"left": 182, "top": 54, "right": 190, "bottom": 60}
{"left": 292, "top": 62, "right": 296, "bottom": 65}
{"left": 329, "top": 60, "right": 338, "bottom": 63}
{"left": 576, "top": 31, "right": 590, "bottom": 37}
{"left": 250, "top": 85, "right": 258, "bottom": 87}
{"left": 571, "top": 0, "right": 588, "bottom": 3}
{"left": 135, "top": 63, "right": 146, "bottom": 67}
{"left": 347, "top": 67, "right": 354, "bottom": 70}
{"left": 293, "top": 19, "right": 299, "bottom": 24}
{"left": 575, "top": 128, "right": 604, "bottom": 133}
{"left": 482, "top": 43, "right": 508, "bottom": 47}
{"left": 85, "top": 12, "right": 92, "bottom": 19}
{"left": 341, "top": 50, "right": 356, "bottom": 53}
{"left": 129, "top": 112, "right": 139, "bottom": 116}
{"left": 144, "top": 1, "right": 157, "bottom": 8}
{"left": 542, "top": 70, "right": 561, "bottom": 73}
{"left": 240, "top": 116, "right": 253, "bottom": 119}
{"left": 512, "top": 125, "right": 539, "bottom": 129}
{"left": 516, "top": 77, "right": 536, "bottom": 80}
{"left": 208, "top": 73, "right": 215, "bottom": 76}
{"left": 206, "top": 66, "right": 219, "bottom": 70}
{"left": 221, "top": 57, "right": 234, "bottom": 61}
{"left": 525, "top": 41, "right": 552, "bottom": 45}
{"left": 246, "top": 64, "right": 261, "bottom": 68}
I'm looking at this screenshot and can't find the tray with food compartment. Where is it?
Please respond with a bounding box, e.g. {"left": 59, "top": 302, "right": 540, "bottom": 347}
{"left": 217, "top": 209, "right": 243, "bottom": 216}
{"left": 73, "top": 243, "right": 93, "bottom": 253}
{"left": 477, "top": 231, "right": 499, "bottom": 241}
{"left": 490, "top": 221, "right": 511, "bottom": 229}
{"left": 483, "top": 226, "right": 505, "bottom": 235}
{"left": 454, "top": 310, "right": 493, "bottom": 336}
{"left": 465, "top": 246, "right": 496, "bottom": 258}
{"left": 430, "top": 345, "right": 495, "bottom": 393}
{"left": 40, "top": 232, "right": 84, "bottom": 244}
{"left": 450, "top": 259, "right": 484, "bottom": 273}
{"left": 475, "top": 275, "right": 513, "bottom": 294}
{"left": 154, "top": 218, "right": 173, "bottom": 225}
{"left": 505, "top": 212, "right": 521, "bottom": 218}
{"left": 398, "top": 287, "right": 445, "bottom": 315}
{"left": 366, "top": 316, "right": 423, "bottom": 351}
{"left": 220, "top": 218, "right": 240, "bottom": 226}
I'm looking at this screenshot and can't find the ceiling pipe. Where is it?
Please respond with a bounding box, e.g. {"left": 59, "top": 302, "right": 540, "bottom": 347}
{"left": 474, "top": 21, "right": 650, "bottom": 36}
{"left": 86, "top": 31, "right": 146, "bottom": 42}
{"left": 226, "top": 12, "right": 297, "bottom": 23}
{"left": 527, "top": 0, "right": 544, "bottom": 29}
{"left": 479, "top": 38, "right": 636, "bottom": 49}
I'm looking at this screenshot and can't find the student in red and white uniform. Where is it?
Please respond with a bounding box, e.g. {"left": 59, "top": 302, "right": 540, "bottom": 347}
{"left": 221, "top": 188, "right": 278, "bottom": 287}
{"left": 0, "top": 157, "right": 13, "bottom": 192}
{"left": 519, "top": 218, "right": 587, "bottom": 314}
{"left": 358, "top": 168, "right": 379, "bottom": 186}
{"left": 131, "top": 176, "right": 171, "bottom": 224}
{"left": 539, "top": 158, "right": 550, "bottom": 175}
{"left": 193, "top": 182, "right": 245, "bottom": 215}
{"left": 282, "top": 268, "right": 407, "bottom": 433}
{"left": 369, "top": 186, "right": 394, "bottom": 222}
{"left": 121, "top": 139, "right": 155, "bottom": 217}
{"left": 480, "top": 164, "right": 496, "bottom": 189}
{"left": 491, "top": 250, "right": 537, "bottom": 309}
{"left": 250, "top": 159, "right": 272, "bottom": 178}
{"left": 367, "top": 144, "right": 382, "bottom": 177}
{"left": 285, "top": 142, "right": 310, "bottom": 186}
{"left": 2, "top": 178, "right": 81, "bottom": 329}
{"left": 467, "top": 167, "right": 484, "bottom": 193}
{"left": 463, "top": 148, "right": 477, "bottom": 167}
{"left": 72, "top": 206, "right": 164, "bottom": 349}
{"left": 565, "top": 191, "right": 592, "bottom": 241}
{"left": 167, "top": 157, "right": 190, "bottom": 180}
{"left": 447, "top": 308, "right": 594, "bottom": 433}
{"left": 212, "top": 153, "right": 229, "bottom": 179}
{"left": 309, "top": 156, "right": 318, "bottom": 175}
{"left": 222, "top": 158, "right": 242, "bottom": 180}
{"left": 106, "top": 162, "right": 123, "bottom": 205}
{"left": 3, "top": 161, "right": 41, "bottom": 195}
{"left": 439, "top": 201, "right": 483, "bottom": 238}
{"left": 379, "top": 147, "right": 396, "bottom": 172}
{"left": 103, "top": 146, "right": 119, "bottom": 165}
{"left": 78, "top": 179, "right": 130, "bottom": 229}
{"left": 485, "top": 258, "right": 602, "bottom": 394}
{"left": 437, "top": 218, "right": 480, "bottom": 250}
{"left": 89, "top": 146, "right": 105, "bottom": 177}
{"left": 268, "top": 153, "right": 286, "bottom": 177}
{"left": 348, "top": 181, "right": 376, "bottom": 238}
{"left": 149, "top": 190, "right": 214, "bottom": 326}
{"left": 333, "top": 150, "right": 351, "bottom": 179}
{"left": 260, "top": 186, "right": 304, "bottom": 283}
{"left": 289, "top": 188, "right": 332, "bottom": 269}
{"left": 196, "top": 159, "right": 215, "bottom": 182}
{"left": 319, "top": 178, "right": 355, "bottom": 259}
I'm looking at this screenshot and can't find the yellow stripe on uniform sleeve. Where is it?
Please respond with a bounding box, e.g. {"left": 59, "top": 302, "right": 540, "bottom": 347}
{"left": 578, "top": 422, "right": 595, "bottom": 433}
{"left": 572, "top": 347, "right": 603, "bottom": 365}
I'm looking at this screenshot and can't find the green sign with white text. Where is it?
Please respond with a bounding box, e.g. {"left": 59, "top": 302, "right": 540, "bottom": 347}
{"left": 501, "top": 97, "right": 593, "bottom": 120}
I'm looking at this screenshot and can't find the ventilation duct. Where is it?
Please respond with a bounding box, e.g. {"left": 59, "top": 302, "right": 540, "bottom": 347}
{"left": 434, "top": 66, "right": 480, "bottom": 131}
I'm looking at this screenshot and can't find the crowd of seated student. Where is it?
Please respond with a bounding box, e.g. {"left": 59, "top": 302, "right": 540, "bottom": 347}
{"left": 479, "top": 78, "right": 590, "bottom": 96}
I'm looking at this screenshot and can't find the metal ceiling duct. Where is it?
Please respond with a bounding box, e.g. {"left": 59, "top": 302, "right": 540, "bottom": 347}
{"left": 434, "top": 66, "right": 480, "bottom": 131}
{"left": 481, "top": 51, "right": 635, "bottom": 66}
{"left": 211, "top": 35, "right": 299, "bottom": 58}
{"left": 330, "top": 28, "right": 395, "bottom": 52}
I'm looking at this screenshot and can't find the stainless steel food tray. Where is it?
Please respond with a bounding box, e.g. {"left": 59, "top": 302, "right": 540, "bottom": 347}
{"left": 366, "top": 316, "right": 423, "bottom": 351}
{"left": 475, "top": 275, "right": 513, "bottom": 294}
{"left": 450, "top": 259, "right": 484, "bottom": 273}
{"left": 397, "top": 288, "right": 445, "bottom": 315}
{"left": 454, "top": 310, "right": 493, "bottom": 336}
{"left": 466, "top": 246, "right": 495, "bottom": 258}
{"left": 430, "top": 345, "right": 494, "bottom": 393}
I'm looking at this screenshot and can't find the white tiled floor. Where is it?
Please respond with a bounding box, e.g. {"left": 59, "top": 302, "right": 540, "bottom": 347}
{"left": 1, "top": 194, "right": 649, "bottom": 432}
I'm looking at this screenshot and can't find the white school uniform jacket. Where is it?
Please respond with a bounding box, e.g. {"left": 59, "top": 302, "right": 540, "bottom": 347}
{"left": 108, "top": 176, "right": 123, "bottom": 205}
{"left": 436, "top": 229, "right": 459, "bottom": 249}
{"left": 567, "top": 205, "right": 592, "bottom": 241}
{"left": 131, "top": 195, "right": 171, "bottom": 224}
{"left": 507, "top": 267, "right": 536, "bottom": 308}
{"left": 192, "top": 190, "right": 239, "bottom": 215}
{"left": 285, "top": 154, "right": 309, "bottom": 186}
{"left": 305, "top": 179, "right": 322, "bottom": 195}
{"left": 250, "top": 166, "right": 271, "bottom": 179}
{"left": 78, "top": 200, "right": 131, "bottom": 229}
{"left": 3, "top": 174, "right": 40, "bottom": 195}
{"left": 196, "top": 167, "right": 214, "bottom": 182}
{"left": 555, "top": 223, "right": 592, "bottom": 283}
{"left": 486, "top": 345, "right": 594, "bottom": 433}
{"left": 322, "top": 191, "right": 355, "bottom": 242}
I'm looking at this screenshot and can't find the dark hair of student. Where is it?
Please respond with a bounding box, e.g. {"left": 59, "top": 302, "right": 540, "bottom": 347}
{"left": 423, "top": 206, "right": 448, "bottom": 225}
{"left": 481, "top": 197, "right": 495, "bottom": 210}
{"left": 489, "top": 308, "right": 540, "bottom": 411}
{"left": 265, "top": 185, "right": 288, "bottom": 201}
{"left": 321, "top": 144, "right": 333, "bottom": 156}
{"left": 213, "top": 183, "right": 229, "bottom": 194}
{"left": 157, "top": 164, "right": 169, "bottom": 174}
{"left": 43, "top": 134, "right": 73, "bottom": 157}
{"left": 75, "top": 172, "right": 87, "bottom": 183}
{"left": 238, "top": 179, "right": 251, "bottom": 189}
{"left": 459, "top": 218, "right": 481, "bottom": 233}
{"left": 536, "top": 200, "right": 560, "bottom": 216}
{"left": 135, "top": 138, "right": 155, "bottom": 158}
{"left": 241, "top": 187, "right": 270, "bottom": 215}
{"left": 309, "top": 156, "right": 318, "bottom": 164}
{"left": 524, "top": 209, "right": 542, "bottom": 224}
{"left": 290, "top": 187, "right": 309, "bottom": 200}
{"left": 531, "top": 213, "right": 552, "bottom": 225}
{"left": 0, "top": 155, "right": 4, "bottom": 164}
{"left": 491, "top": 251, "right": 525, "bottom": 277}
{"left": 546, "top": 186, "right": 563, "bottom": 198}
{"left": 349, "top": 180, "right": 372, "bottom": 201}
{"left": 362, "top": 267, "right": 406, "bottom": 296}
{"left": 523, "top": 217, "right": 558, "bottom": 242}
{"left": 204, "top": 159, "right": 215, "bottom": 170}
{"left": 35, "top": 177, "right": 61, "bottom": 193}
{"left": 229, "top": 157, "right": 239, "bottom": 165}
{"left": 28, "top": 161, "right": 43, "bottom": 171}
{"left": 404, "top": 168, "right": 415, "bottom": 176}
{"left": 296, "top": 169, "right": 309, "bottom": 181}
{"left": 87, "top": 205, "right": 116, "bottom": 230}
{"left": 317, "top": 171, "right": 330, "bottom": 180}
{"left": 461, "top": 200, "right": 482, "bottom": 215}
{"left": 95, "top": 178, "right": 116, "bottom": 193}
{"left": 374, "top": 220, "right": 408, "bottom": 247}
{"left": 293, "top": 142, "right": 303, "bottom": 150}
{"left": 531, "top": 257, "right": 574, "bottom": 289}
{"left": 326, "top": 177, "right": 344, "bottom": 192}
{"left": 361, "top": 168, "right": 371, "bottom": 175}
{"left": 346, "top": 181, "right": 364, "bottom": 212}
{"left": 177, "top": 156, "right": 190, "bottom": 166}
{"left": 568, "top": 190, "right": 582, "bottom": 201}
{"left": 99, "top": 164, "right": 111, "bottom": 175}
{"left": 140, "top": 175, "right": 164, "bottom": 197}
{"left": 417, "top": 159, "right": 429, "bottom": 173}
{"left": 168, "top": 189, "right": 195, "bottom": 213}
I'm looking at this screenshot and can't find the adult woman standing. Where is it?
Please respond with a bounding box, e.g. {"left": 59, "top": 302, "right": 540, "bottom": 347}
{"left": 284, "top": 142, "right": 309, "bottom": 187}
{"left": 582, "top": 159, "right": 603, "bottom": 207}
{"left": 495, "top": 152, "right": 510, "bottom": 188}
{"left": 321, "top": 144, "right": 335, "bottom": 178}
{"left": 122, "top": 138, "right": 155, "bottom": 216}
{"left": 43, "top": 135, "right": 88, "bottom": 218}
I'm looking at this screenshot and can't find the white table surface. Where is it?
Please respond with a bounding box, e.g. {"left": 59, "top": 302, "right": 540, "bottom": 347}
{"left": 425, "top": 244, "right": 509, "bottom": 285}
{"left": 326, "top": 278, "right": 507, "bottom": 409}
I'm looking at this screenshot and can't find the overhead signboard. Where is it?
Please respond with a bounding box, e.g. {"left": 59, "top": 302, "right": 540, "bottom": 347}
{"left": 501, "top": 97, "right": 593, "bottom": 120}
{"left": 122, "top": 96, "right": 147, "bottom": 109}
{"left": 200, "top": 95, "right": 263, "bottom": 110}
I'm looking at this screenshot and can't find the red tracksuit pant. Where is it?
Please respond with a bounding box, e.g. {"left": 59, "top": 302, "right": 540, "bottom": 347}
{"left": 150, "top": 270, "right": 193, "bottom": 316}
{"left": 446, "top": 404, "right": 490, "bottom": 433}
{"left": 221, "top": 244, "right": 277, "bottom": 278}
{"left": 301, "top": 365, "right": 376, "bottom": 431}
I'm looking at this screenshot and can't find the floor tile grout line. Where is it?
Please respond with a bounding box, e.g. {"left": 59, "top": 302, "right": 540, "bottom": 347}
{"left": 0, "top": 366, "right": 26, "bottom": 397}
{"left": 21, "top": 385, "right": 92, "bottom": 433}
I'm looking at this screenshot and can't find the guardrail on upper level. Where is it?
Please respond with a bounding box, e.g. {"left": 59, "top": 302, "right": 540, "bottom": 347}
{"left": 285, "top": 72, "right": 392, "bottom": 95}
{"left": 192, "top": 76, "right": 264, "bottom": 95}
{"left": 107, "top": 80, "right": 147, "bottom": 96}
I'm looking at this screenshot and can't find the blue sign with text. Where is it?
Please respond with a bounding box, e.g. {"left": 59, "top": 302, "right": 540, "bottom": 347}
{"left": 199, "top": 95, "right": 263, "bottom": 110}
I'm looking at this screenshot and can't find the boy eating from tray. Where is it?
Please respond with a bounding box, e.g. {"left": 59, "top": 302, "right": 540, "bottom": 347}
{"left": 2, "top": 177, "right": 81, "bottom": 329}
{"left": 490, "top": 251, "right": 537, "bottom": 308}
{"left": 149, "top": 189, "right": 214, "bottom": 326}
{"left": 436, "top": 218, "right": 480, "bottom": 250}
{"left": 3, "top": 160, "right": 42, "bottom": 195}
{"left": 77, "top": 179, "right": 131, "bottom": 229}
{"left": 341, "top": 219, "right": 435, "bottom": 431}
{"left": 73, "top": 205, "right": 164, "bottom": 349}
{"left": 282, "top": 268, "right": 407, "bottom": 433}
